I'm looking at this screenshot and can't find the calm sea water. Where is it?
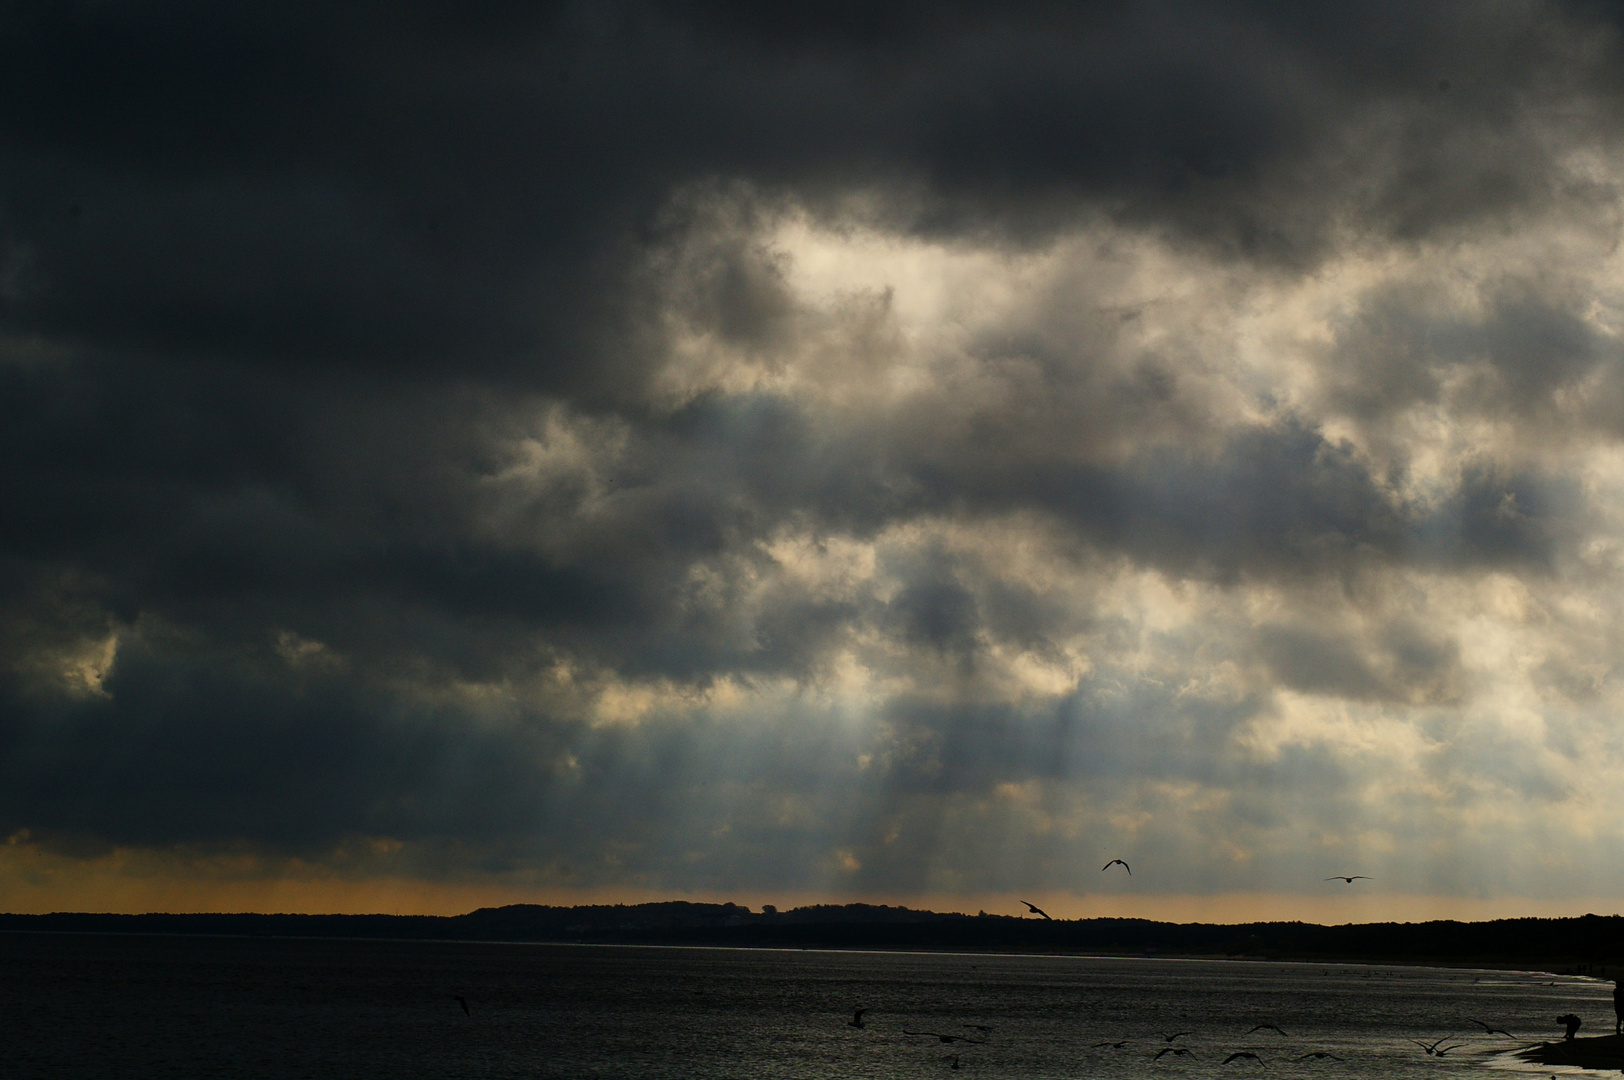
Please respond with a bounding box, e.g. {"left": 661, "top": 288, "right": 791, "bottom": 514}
{"left": 0, "top": 932, "right": 1616, "bottom": 1078}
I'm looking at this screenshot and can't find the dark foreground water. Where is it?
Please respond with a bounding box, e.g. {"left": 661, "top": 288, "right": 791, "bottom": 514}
{"left": 0, "top": 933, "right": 1616, "bottom": 1078}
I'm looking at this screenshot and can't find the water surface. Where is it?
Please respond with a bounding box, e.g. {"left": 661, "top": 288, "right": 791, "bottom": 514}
{"left": 0, "top": 933, "right": 1613, "bottom": 1077}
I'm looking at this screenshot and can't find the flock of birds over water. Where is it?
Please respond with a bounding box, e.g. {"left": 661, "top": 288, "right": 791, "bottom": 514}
{"left": 875, "top": 862, "right": 1550, "bottom": 1071}
{"left": 1013, "top": 860, "right": 1369, "bottom": 922}
{"left": 440, "top": 860, "right": 1530, "bottom": 1071}
{"left": 838, "top": 1004, "right": 1555, "bottom": 1070}
{"left": 439, "top": 984, "right": 1566, "bottom": 1073}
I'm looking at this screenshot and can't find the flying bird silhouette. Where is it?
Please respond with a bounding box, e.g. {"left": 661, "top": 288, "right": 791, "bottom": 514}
{"left": 1324, "top": 876, "right": 1371, "bottom": 884}
{"left": 904, "top": 1031, "right": 985, "bottom": 1045}
{"left": 1154, "top": 1047, "right": 1194, "bottom": 1060}
{"left": 1102, "top": 859, "right": 1131, "bottom": 874}
{"left": 1222, "top": 1051, "right": 1265, "bottom": 1065}
{"left": 450, "top": 994, "right": 470, "bottom": 1015}
{"left": 1092, "top": 1040, "right": 1130, "bottom": 1049}
{"left": 1158, "top": 1031, "right": 1191, "bottom": 1042}
{"left": 1019, "top": 900, "right": 1052, "bottom": 920}
{"left": 1248, "top": 1023, "right": 1288, "bottom": 1036}
{"left": 1410, "top": 1036, "right": 1456, "bottom": 1055}
{"left": 1293, "top": 1052, "right": 1344, "bottom": 1061}
{"left": 1465, "top": 1017, "right": 1516, "bottom": 1038}
{"left": 849, "top": 1007, "right": 870, "bottom": 1029}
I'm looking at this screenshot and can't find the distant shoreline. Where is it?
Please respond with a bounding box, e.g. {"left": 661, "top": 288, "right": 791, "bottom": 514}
{"left": 3, "top": 902, "right": 1622, "bottom": 976}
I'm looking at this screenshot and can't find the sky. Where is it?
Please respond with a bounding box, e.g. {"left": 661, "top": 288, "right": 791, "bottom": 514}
{"left": 7, "top": 1, "right": 1624, "bottom": 921}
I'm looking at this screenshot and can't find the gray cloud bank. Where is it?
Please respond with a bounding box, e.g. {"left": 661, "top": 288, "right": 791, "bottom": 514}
{"left": 5, "top": 0, "right": 1624, "bottom": 903}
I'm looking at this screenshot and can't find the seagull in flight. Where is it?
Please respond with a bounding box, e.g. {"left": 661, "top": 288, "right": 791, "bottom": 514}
{"left": 1222, "top": 1051, "right": 1265, "bottom": 1065}
{"left": 1093, "top": 1040, "right": 1130, "bottom": 1049}
{"left": 1464, "top": 1017, "right": 1516, "bottom": 1038}
{"left": 1324, "top": 875, "right": 1371, "bottom": 884}
{"left": 1154, "top": 1047, "right": 1194, "bottom": 1060}
{"left": 1019, "top": 900, "right": 1053, "bottom": 920}
{"left": 903, "top": 1031, "right": 986, "bottom": 1045}
{"left": 1293, "top": 1052, "right": 1344, "bottom": 1061}
{"left": 450, "top": 995, "right": 470, "bottom": 1015}
{"left": 1411, "top": 1036, "right": 1461, "bottom": 1055}
{"left": 849, "top": 1007, "right": 871, "bottom": 1029}
{"left": 1248, "top": 1023, "right": 1288, "bottom": 1036}
{"left": 1158, "top": 1031, "right": 1191, "bottom": 1042}
{"left": 1102, "top": 859, "right": 1131, "bottom": 875}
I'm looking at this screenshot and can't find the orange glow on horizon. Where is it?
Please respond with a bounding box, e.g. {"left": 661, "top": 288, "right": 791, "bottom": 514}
{"left": 0, "top": 842, "right": 1617, "bottom": 924}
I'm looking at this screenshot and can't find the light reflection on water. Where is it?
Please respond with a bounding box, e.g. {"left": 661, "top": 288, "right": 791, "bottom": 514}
{"left": 0, "top": 933, "right": 1617, "bottom": 1078}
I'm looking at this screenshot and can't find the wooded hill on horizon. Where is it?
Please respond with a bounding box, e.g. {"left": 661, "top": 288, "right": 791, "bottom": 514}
{"left": 4, "top": 903, "right": 1624, "bottom": 973}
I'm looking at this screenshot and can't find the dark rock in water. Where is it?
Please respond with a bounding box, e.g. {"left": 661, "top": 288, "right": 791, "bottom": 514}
{"left": 1517, "top": 1034, "right": 1624, "bottom": 1069}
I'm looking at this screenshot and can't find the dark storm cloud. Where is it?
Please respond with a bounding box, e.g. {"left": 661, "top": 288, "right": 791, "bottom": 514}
{"left": 12, "top": 344, "right": 1561, "bottom": 636}
{"left": 0, "top": 634, "right": 574, "bottom": 851}
{"left": 655, "top": 389, "right": 1573, "bottom": 586}
{"left": 1254, "top": 620, "right": 1463, "bottom": 704}
{"left": 929, "top": 422, "right": 1571, "bottom": 581}
{"left": 0, "top": 0, "right": 1612, "bottom": 391}
{"left": 1327, "top": 283, "right": 1624, "bottom": 427}
{"left": 3, "top": 0, "right": 1623, "bottom": 884}
{"left": 0, "top": 349, "right": 1580, "bottom": 864}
